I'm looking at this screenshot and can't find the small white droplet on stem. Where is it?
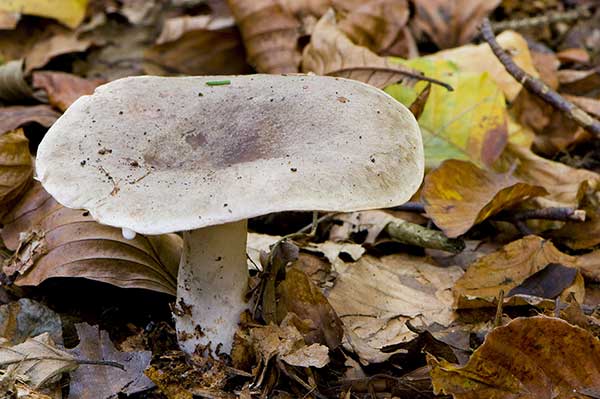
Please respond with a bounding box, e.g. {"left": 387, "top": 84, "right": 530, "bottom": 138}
{"left": 122, "top": 228, "right": 136, "bottom": 240}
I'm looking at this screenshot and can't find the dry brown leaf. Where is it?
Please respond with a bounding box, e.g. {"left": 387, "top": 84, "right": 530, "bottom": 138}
{"left": 551, "top": 189, "right": 600, "bottom": 250}
{"left": 429, "top": 316, "right": 600, "bottom": 398}
{"left": 24, "top": 32, "right": 92, "bottom": 74}
{"left": 337, "top": 0, "right": 409, "bottom": 54}
{"left": 0, "top": 59, "right": 33, "bottom": 102}
{"left": 276, "top": 267, "right": 343, "bottom": 349}
{"left": 144, "top": 18, "right": 249, "bottom": 76}
{"left": 530, "top": 48, "right": 560, "bottom": 90}
{"left": 421, "top": 160, "right": 547, "bottom": 238}
{"left": 226, "top": 0, "right": 301, "bottom": 73}
{"left": 495, "top": 143, "right": 600, "bottom": 208}
{"left": 0, "top": 105, "right": 60, "bottom": 134}
{"left": 32, "top": 71, "right": 105, "bottom": 112}
{"left": 411, "top": 0, "right": 501, "bottom": 49}
{"left": 0, "top": 129, "right": 33, "bottom": 215}
{"left": 577, "top": 251, "right": 600, "bottom": 283}
{"left": 558, "top": 68, "right": 600, "bottom": 96}
{"left": 453, "top": 236, "right": 583, "bottom": 309}
{"left": 328, "top": 254, "right": 462, "bottom": 363}
{"left": 428, "top": 30, "right": 539, "bottom": 101}
{"left": 1, "top": 182, "right": 180, "bottom": 295}
{"left": 302, "top": 9, "right": 424, "bottom": 89}
{"left": 0, "top": 10, "right": 19, "bottom": 29}
{"left": 0, "top": 298, "right": 63, "bottom": 346}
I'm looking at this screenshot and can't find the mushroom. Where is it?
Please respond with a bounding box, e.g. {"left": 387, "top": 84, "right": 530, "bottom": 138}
{"left": 35, "top": 74, "right": 424, "bottom": 356}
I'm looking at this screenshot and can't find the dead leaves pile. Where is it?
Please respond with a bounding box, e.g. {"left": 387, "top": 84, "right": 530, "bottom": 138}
{"left": 1, "top": 0, "right": 600, "bottom": 398}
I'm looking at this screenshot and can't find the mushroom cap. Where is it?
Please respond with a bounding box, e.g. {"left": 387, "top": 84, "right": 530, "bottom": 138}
{"left": 36, "top": 75, "right": 424, "bottom": 235}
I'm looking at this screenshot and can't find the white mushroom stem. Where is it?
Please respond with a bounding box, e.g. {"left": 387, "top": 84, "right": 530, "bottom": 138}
{"left": 121, "top": 228, "right": 136, "bottom": 240}
{"left": 175, "top": 219, "right": 249, "bottom": 356}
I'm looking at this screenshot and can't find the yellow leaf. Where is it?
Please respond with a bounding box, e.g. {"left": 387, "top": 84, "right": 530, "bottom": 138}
{"left": 0, "top": 0, "right": 88, "bottom": 29}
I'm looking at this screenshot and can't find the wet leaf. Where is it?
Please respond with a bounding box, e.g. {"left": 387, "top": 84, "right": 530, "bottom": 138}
{"left": 276, "top": 267, "right": 343, "bottom": 349}
{"left": 68, "top": 323, "right": 153, "bottom": 398}
{"left": 427, "top": 31, "right": 539, "bottom": 101}
{"left": 386, "top": 59, "right": 508, "bottom": 168}
{"left": 0, "top": 106, "right": 60, "bottom": 134}
{"left": 0, "top": 129, "right": 33, "bottom": 215}
{"left": 226, "top": 0, "right": 301, "bottom": 73}
{"left": 429, "top": 316, "right": 600, "bottom": 398}
{"left": 411, "top": 0, "right": 501, "bottom": 49}
{"left": 302, "top": 9, "right": 424, "bottom": 89}
{"left": 0, "top": 0, "right": 88, "bottom": 29}
{"left": 32, "top": 71, "right": 105, "bottom": 112}
{"left": 495, "top": 143, "right": 600, "bottom": 208}
{"left": 453, "top": 236, "right": 583, "bottom": 309}
{"left": 1, "top": 182, "right": 180, "bottom": 295}
{"left": 327, "top": 254, "right": 462, "bottom": 363}
{"left": 421, "top": 160, "right": 547, "bottom": 238}
{"left": 0, "top": 333, "right": 77, "bottom": 389}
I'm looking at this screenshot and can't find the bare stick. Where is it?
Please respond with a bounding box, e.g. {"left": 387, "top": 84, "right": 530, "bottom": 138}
{"left": 385, "top": 220, "right": 465, "bottom": 253}
{"left": 479, "top": 18, "right": 600, "bottom": 137}
{"left": 511, "top": 207, "right": 586, "bottom": 222}
{"left": 490, "top": 4, "right": 592, "bottom": 32}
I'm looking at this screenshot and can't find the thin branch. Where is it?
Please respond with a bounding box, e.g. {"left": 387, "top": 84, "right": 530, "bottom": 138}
{"left": 511, "top": 207, "right": 586, "bottom": 222}
{"left": 391, "top": 202, "right": 426, "bottom": 213}
{"left": 385, "top": 220, "right": 465, "bottom": 253}
{"left": 490, "top": 4, "right": 593, "bottom": 32}
{"left": 327, "top": 67, "right": 454, "bottom": 91}
{"left": 479, "top": 18, "right": 600, "bottom": 137}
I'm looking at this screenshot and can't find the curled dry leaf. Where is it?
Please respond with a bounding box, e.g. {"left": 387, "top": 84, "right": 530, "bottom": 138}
{"left": 1, "top": 182, "right": 180, "bottom": 295}
{"left": 302, "top": 10, "right": 424, "bottom": 89}
{"left": 411, "top": 0, "right": 501, "bottom": 49}
{"left": 495, "top": 143, "right": 600, "bottom": 208}
{"left": 337, "top": 0, "right": 409, "bottom": 54}
{"left": 0, "top": 0, "right": 88, "bottom": 29}
{"left": 24, "top": 32, "right": 92, "bottom": 74}
{"left": 421, "top": 160, "right": 547, "bottom": 238}
{"left": 0, "top": 60, "right": 33, "bottom": 102}
{"left": 0, "top": 129, "right": 33, "bottom": 215}
{"left": 429, "top": 316, "right": 600, "bottom": 398}
{"left": 0, "top": 106, "right": 60, "bottom": 134}
{"left": 226, "top": 0, "right": 301, "bottom": 73}
{"left": 453, "top": 236, "right": 583, "bottom": 309}
{"left": 428, "top": 30, "right": 539, "bottom": 101}
{"left": 327, "top": 254, "right": 462, "bottom": 363}
{"left": 386, "top": 59, "right": 508, "bottom": 168}
{"left": 32, "top": 71, "right": 105, "bottom": 112}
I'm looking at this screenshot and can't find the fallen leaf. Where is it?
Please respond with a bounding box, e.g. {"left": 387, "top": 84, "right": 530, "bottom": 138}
{"left": 302, "top": 10, "right": 425, "bottom": 89}
{"left": 68, "top": 323, "right": 153, "bottom": 398}
{"left": 495, "top": 143, "right": 600, "bottom": 208}
{"left": 411, "top": 0, "right": 501, "bottom": 49}
{"left": 0, "top": 59, "right": 33, "bottom": 102}
{"left": 24, "top": 31, "right": 92, "bottom": 74}
{"left": 155, "top": 15, "right": 236, "bottom": 44}
{"left": 0, "top": 298, "right": 62, "bottom": 346}
{"left": 280, "top": 343, "right": 329, "bottom": 368}
{"left": 0, "top": 0, "right": 88, "bottom": 29}
{"left": 0, "top": 10, "right": 19, "bottom": 29}
{"left": 551, "top": 189, "right": 600, "bottom": 249}
{"left": 337, "top": 0, "right": 409, "bottom": 54}
{"left": 0, "top": 106, "right": 60, "bottom": 134}
{"left": 577, "top": 251, "right": 600, "bottom": 283}
{"left": 530, "top": 47, "right": 560, "bottom": 89}
{"left": 226, "top": 0, "right": 301, "bottom": 73}
{"left": 328, "top": 254, "right": 462, "bottom": 363}
{"left": 32, "top": 71, "right": 105, "bottom": 112}
{"left": 386, "top": 59, "right": 508, "bottom": 168}
{"left": 0, "top": 333, "right": 77, "bottom": 389}
{"left": 1, "top": 182, "right": 181, "bottom": 295}
{"left": 453, "top": 236, "right": 583, "bottom": 309}
{"left": 429, "top": 316, "right": 600, "bottom": 398}
{"left": 427, "top": 30, "right": 539, "bottom": 101}
{"left": 276, "top": 267, "right": 343, "bottom": 349}
{"left": 557, "top": 47, "right": 590, "bottom": 64}
{"left": 421, "top": 160, "right": 547, "bottom": 238}
{"left": 558, "top": 68, "right": 600, "bottom": 96}
{"left": 0, "top": 129, "right": 33, "bottom": 215}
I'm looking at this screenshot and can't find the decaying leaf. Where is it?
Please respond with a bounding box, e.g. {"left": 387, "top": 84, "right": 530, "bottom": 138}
{"left": 428, "top": 30, "right": 539, "bottom": 101}
{"left": 411, "top": 0, "right": 501, "bottom": 49}
{"left": 0, "top": 129, "right": 33, "bottom": 215}
{"left": 551, "top": 189, "right": 600, "bottom": 249}
{"left": 276, "top": 267, "right": 343, "bottom": 349}
{"left": 337, "top": 0, "right": 409, "bottom": 54}
{"left": 0, "top": 298, "right": 62, "bottom": 346}
{"left": 1, "top": 182, "right": 181, "bottom": 295}
{"left": 302, "top": 10, "right": 424, "bottom": 89}
{"left": 453, "top": 236, "right": 583, "bottom": 309}
{"left": 226, "top": 0, "right": 301, "bottom": 73}
{"left": 32, "top": 71, "right": 105, "bottom": 112}
{"left": 421, "top": 160, "right": 547, "bottom": 238}
{"left": 68, "top": 323, "right": 153, "bottom": 398}
{"left": 328, "top": 254, "right": 462, "bottom": 363}
{"left": 0, "top": 333, "right": 77, "bottom": 389}
{"left": 0, "top": 106, "right": 60, "bottom": 135}
{"left": 429, "top": 316, "right": 600, "bottom": 398}
{"left": 495, "top": 143, "right": 600, "bottom": 208}
{"left": 386, "top": 59, "right": 508, "bottom": 168}
{"left": 0, "top": 0, "right": 88, "bottom": 29}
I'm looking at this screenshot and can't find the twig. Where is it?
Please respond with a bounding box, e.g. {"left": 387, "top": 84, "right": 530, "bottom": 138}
{"left": 391, "top": 202, "right": 425, "bottom": 213}
{"left": 490, "top": 4, "right": 593, "bottom": 32}
{"left": 493, "top": 289, "right": 505, "bottom": 328}
{"left": 385, "top": 220, "right": 465, "bottom": 253}
{"left": 511, "top": 207, "right": 586, "bottom": 222}
{"left": 479, "top": 18, "right": 600, "bottom": 137}
{"left": 327, "top": 67, "right": 454, "bottom": 91}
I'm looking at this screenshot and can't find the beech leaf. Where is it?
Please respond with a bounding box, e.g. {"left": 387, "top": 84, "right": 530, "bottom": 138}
{"left": 0, "top": 0, "right": 88, "bottom": 29}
